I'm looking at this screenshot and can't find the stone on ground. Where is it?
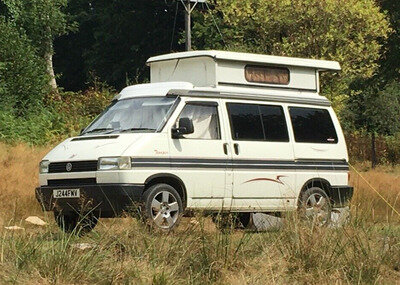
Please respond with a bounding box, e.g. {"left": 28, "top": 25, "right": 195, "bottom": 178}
{"left": 72, "top": 243, "right": 94, "bottom": 250}
{"left": 25, "top": 216, "right": 47, "bottom": 226}
{"left": 252, "top": 207, "right": 351, "bottom": 231}
{"left": 4, "top": 226, "right": 25, "bottom": 231}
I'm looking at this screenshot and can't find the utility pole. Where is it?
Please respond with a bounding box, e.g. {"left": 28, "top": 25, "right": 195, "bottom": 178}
{"left": 184, "top": 0, "right": 191, "bottom": 51}
{"left": 180, "top": 0, "right": 205, "bottom": 51}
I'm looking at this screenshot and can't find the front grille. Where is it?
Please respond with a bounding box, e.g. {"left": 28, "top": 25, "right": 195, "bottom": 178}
{"left": 49, "top": 160, "right": 98, "bottom": 173}
{"left": 48, "top": 178, "right": 97, "bottom": 186}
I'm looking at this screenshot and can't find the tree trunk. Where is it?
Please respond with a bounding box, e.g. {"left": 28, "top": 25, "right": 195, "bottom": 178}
{"left": 371, "top": 132, "right": 377, "bottom": 168}
{"left": 45, "top": 49, "right": 58, "bottom": 92}
{"left": 45, "top": 24, "right": 57, "bottom": 92}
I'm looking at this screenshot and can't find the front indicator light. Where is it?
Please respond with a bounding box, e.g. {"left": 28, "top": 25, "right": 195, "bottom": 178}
{"left": 39, "top": 160, "right": 50, "bottom": 174}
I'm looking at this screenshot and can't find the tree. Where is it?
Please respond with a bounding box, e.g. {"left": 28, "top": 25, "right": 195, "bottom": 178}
{"left": 377, "top": 0, "right": 400, "bottom": 82}
{"left": 192, "top": 0, "right": 391, "bottom": 109}
{"left": 53, "top": 0, "right": 184, "bottom": 91}
{"left": 53, "top": 0, "right": 96, "bottom": 91}
{"left": 0, "top": 17, "right": 49, "bottom": 114}
{"left": 1, "top": 0, "right": 76, "bottom": 91}
{"left": 343, "top": 80, "right": 400, "bottom": 167}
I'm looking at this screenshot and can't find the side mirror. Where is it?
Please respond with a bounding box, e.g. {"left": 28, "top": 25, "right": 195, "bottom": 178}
{"left": 172, "top": 117, "right": 194, "bottom": 139}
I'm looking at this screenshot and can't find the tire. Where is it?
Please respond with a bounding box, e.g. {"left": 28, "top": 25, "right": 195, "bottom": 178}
{"left": 212, "top": 213, "right": 251, "bottom": 231}
{"left": 298, "top": 187, "right": 332, "bottom": 226}
{"left": 143, "top": 183, "right": 183, "bottom": 231}
{"left": 54, "top": 211, "right": 98, "bottom": 235}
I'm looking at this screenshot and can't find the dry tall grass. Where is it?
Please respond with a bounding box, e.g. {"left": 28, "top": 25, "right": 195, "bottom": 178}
{"left": 1, "top": 143, "right": 400, "bottom": 284}
{"left": 0, "top": 143, "right": 49, "bottom": 226}
{"left": 350, "top": 162, "right": 400, "bottom": 224}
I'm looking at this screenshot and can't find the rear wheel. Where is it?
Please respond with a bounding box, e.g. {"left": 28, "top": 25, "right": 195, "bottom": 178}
{"left": 298, "top": 187, "right": 332, "bottom": 226}
{"left": 143, "top": 183, "right": 183, "bottom": 231}
{"left": 54, "top": 211, "right": 98, "bottom": 235}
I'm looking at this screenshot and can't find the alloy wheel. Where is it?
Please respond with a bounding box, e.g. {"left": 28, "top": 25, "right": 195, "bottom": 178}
{"left": 304, "top": 193, "right": 330, "bottom": 225}
{"left": 150, "top": 191, "right": 180, "bottom": 229}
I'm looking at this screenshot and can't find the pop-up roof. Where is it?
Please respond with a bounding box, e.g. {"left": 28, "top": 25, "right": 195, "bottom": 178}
{"left": 147, "top": 50, "right": 340, "bottom": 93}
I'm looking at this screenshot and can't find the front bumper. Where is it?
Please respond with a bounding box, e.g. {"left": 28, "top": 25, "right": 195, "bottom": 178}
{"left": 36, "top": 183, "right": 145, "bottom": 218}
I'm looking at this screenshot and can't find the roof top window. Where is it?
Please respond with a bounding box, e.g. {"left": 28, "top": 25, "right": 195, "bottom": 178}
{"left": 245, "top": 65, "right": 290, "bottom": 85}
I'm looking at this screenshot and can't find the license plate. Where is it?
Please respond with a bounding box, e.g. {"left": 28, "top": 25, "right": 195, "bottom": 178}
{"left": 53, "top": 189, "right": 80, "bottom": 198}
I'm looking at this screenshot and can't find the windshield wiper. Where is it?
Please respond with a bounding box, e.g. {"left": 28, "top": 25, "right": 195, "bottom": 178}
{"left": 83, "top": 128, "right": 114, "bottom": 134}
{"left": 119, "top": 128, "right": 157, "bottom": 133}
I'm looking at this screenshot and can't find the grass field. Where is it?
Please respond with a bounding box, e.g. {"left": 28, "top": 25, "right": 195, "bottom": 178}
{"left": 1, "top": 143, "right": 400, "bottom": 284}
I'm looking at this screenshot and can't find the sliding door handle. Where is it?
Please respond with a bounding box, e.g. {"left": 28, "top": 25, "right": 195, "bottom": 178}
{"left": 223, "top": 143, "right": 228, "bottom": 155}
{"left": 234, "top": 143, "right": 240, "bottom": 155}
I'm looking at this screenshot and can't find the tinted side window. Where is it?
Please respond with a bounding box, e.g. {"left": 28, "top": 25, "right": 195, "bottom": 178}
{"left": 227, "top": 103, "right": 264, "bottom": 140}
{"left": 227, "top": 103, "right": 289, "bottom": 142}
{"left": 177, "top": 103, "right": 221, "bottom": 140}
{"left": 260, "top": 105, "right": 289, "bottom": 142}
{"left": 289, "top": 107, "right": 338, "bottom": 143}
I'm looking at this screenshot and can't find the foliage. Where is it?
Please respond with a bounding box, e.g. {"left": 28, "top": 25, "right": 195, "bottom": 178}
{"left": 343, "top": 81, "right": 400, "bottom": 136}
{"left": 342, "top": 80, "right": 400, "bottom": 167}
{"left": 1, "top": 0, "right": 77, "bottom": 90}
{"left": 192, "top": 0, "right": 391, "bottom": 108}
{"left": 2, "top": 0, "right": 75, "bottom": 58}
{"left": 386, "top": 133, "right": 400, "bottom": 165}
{"left": 0, "top": 108, "right": 62, "bottom": 145}
{"left": 0, "top": 83, "right": 115, "bottom": 145}
{"left": 345, "top": 131, "right": 400, "bottom": 165}
{"left": 44, "top": 82, "right": 116, "bottom": 135}
{"left": 54, "top": 0, "right": 183, "bottom": 91}
{"left": 378, "top": 0, "right": 400, "bottom": 82}
{"left": 0, "top": 17, "right": 49, "bottom": 114}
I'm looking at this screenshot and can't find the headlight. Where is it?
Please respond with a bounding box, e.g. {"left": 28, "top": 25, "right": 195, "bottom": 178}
{"left": 39, "top": 160, "right": 50, "bottom": 174}
{"left": 98, "top": 157, "right": 132, "bottom": 171}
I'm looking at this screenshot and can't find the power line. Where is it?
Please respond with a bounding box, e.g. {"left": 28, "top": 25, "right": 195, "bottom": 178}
{"left": 170, "top": 1, "right": 179, "bottom": 51}
{"left": 205, "top": 1, "right": 226, "bottom": 48}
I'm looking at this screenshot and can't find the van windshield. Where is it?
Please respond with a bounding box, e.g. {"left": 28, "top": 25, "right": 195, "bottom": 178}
{"left": 82, "top": 96, "right": 178, "bottom": 135}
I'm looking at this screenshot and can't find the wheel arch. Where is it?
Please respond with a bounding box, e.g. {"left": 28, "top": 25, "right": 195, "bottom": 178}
{"left": 144, "top": 173, "right": 188, "bottom": 208}
{"left": 298, "top": 178, "right": 332, "bottom": 205}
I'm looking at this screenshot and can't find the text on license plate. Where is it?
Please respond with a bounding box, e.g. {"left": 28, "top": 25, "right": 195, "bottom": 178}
{"left": 53, "top": 189, "right": 80, "bottom": 198}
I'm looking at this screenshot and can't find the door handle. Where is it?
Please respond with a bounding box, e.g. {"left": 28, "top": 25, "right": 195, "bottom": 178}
{"left": 223, "top": 143, "right": 228, "bottom": 155}
{"left": 234, "top": 143, "right": 240, "bottom": 155}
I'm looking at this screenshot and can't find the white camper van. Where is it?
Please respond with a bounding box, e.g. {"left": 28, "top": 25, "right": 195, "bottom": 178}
{"left": 36, "top": 50, "right": 353, "bottom": 233}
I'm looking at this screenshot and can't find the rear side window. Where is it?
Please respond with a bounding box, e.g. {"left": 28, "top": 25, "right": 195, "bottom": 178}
{"left": 227, "top": 103, "right": 289, "bottom": 142}
{"left": 289, "top": 107, "right": 338, "bottom": 144}
{"left": 260, "top": 105, "right": 289, "bottom": 142}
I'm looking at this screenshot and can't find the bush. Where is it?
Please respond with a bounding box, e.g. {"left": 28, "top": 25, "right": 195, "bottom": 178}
{"left": 0, "top": 108, "right": 62, "bottom": 145}
{"left": 0, "top": 82, "right": 115, "bottom": 145}
{"left": 345, "top": 131, "right": 400, "bottom": 165}
{"left": 0, "top": 17, "right": 49, "bottom": 114}
{"left": 44, "top": 83, "right": 116, "bottom": 135}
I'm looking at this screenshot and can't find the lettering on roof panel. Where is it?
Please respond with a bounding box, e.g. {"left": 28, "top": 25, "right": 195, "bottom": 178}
{"left": 245, "top": 65, "right": 290, "bottom": 85}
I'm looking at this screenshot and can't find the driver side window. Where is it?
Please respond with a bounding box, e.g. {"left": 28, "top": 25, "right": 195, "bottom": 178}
{"left": 177, "top": 102, "right": 221, "bottom": 140}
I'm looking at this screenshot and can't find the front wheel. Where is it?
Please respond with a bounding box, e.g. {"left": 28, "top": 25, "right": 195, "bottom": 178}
{"left": 143, "top": 184, "right": 183, "bottom": 231}
{"left": 54, "top": 211, "right": 98, "bottom": 235}
{"left": 298, "top": 187, "right": 332, "bottom": 226}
